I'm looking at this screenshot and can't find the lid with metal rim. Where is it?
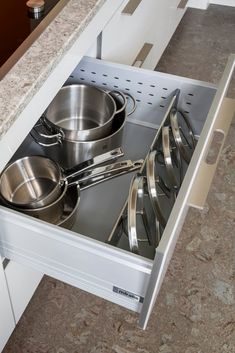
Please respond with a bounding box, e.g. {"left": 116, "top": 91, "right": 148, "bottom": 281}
{"left": 146, "top": 150, "right": 169, "bottom": 229}
{"left": 170, "top": 109, "right": 196, "bottom": 164}
{"left": 162, "top": 125, "right": 182, "bottom": 190}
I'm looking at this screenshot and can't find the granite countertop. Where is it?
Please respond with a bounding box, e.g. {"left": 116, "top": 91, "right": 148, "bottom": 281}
{"left": 0, "top": 0, "right": 107, "bottom": 140}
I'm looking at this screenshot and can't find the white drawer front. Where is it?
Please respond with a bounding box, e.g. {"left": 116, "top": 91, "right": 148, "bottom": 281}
{"left": 102, "top": 0, "right": 186, "bottom": 69}
{"left": 0, "top": 262, "right": 15, "bottom": 352}
{"left": 138, "top": 55, "right": 235, "bottom": 328}
{"left": 0, "top": 208, "right": 152, "bottom": 313}
{"left": 0, "top": 55, "right": 234, "bottom": 329}
{"left": 5, "top": 262, "right": 43, "bottom": 323}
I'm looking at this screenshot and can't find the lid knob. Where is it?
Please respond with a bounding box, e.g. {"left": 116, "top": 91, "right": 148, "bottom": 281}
{"left": 26, "top": 0, "right": 45, "bottom": 19}
{"left": 26, "top": 0, "right": 45, "bottom": 13}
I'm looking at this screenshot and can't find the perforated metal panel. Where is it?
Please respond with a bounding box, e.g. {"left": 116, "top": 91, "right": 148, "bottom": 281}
{"left": 67, "top": 57, "right": 217, "bottom": 134}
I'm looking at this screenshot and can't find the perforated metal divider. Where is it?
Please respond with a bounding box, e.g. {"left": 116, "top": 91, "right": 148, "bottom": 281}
{"left": 66, "top": 56, "right": 217, "bottom": 134}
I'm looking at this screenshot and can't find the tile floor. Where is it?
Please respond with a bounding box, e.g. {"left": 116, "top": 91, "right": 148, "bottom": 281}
{"left": 3, "top": 4, "right": 235, "bottom": 353}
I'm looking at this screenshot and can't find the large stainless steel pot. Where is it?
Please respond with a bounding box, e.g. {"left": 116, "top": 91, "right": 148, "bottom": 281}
{"left": 43, "top": 84, "right": 127, "bottom": 141}
{"left": 32, "top": 91, "right": 136, "bottom": 169}
{"left": 55, "top": 112, "right": 126, "bottom": 169}
{"left": 33, "top": 106, "right": 126, "bottom": 169}
{"left": 0, "top": 148, "right": 124, "bottom": 209}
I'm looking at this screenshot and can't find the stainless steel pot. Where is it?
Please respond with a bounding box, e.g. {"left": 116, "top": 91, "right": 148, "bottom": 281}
{"left": 33, "top": 107, "right": 126, "bottom": 169}
{"left": 1, "top": 159, "right": 143, "bottom": 227}
{"left": 57, "top": 184, "right": 80, "bottom": 229}
{"left": 0, "top": 148, "right": 124, "bottom": 209}
{"left": 32, "top": 91, "right": 136, "bottom": 169}
{"left": 56, "top": 113, "right": 126, "bottom": 169}
{"left": 43, "top": 84, "right": 127, "bottom": 141}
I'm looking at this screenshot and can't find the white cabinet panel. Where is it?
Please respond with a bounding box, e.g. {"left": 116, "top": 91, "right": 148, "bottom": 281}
{"left": 0, "top": 261, "right": 15, "bottom": 352}
{"left": 187, "top": 0, "right": 209, "bottom": 9}
{"left": 141, "top": 2, "right": 186, "bottom": 69}
{"left": 187, "top": 0, "right": 235, "bottom": 8}
{"left": 102, "top": 0, "right": 186, "bottom": 69}
{"left": 5, "top": 262, "right": 43, "bottom": 323}
{"left": 210, "top": 0, "right": 235, "bottom": 6}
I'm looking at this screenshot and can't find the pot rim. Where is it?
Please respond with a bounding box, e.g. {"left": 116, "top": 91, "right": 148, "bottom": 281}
{"left": 61, "top": 110, "right": 126, "bottom": 145}
{"left": 57, "top": 184, "right": 80, "bottom": 227}
{"left": 45, "top": 84, "right": 120, "bottom": 141}
{"left": 0, "top": 155, "right": 63, "bottom": 209}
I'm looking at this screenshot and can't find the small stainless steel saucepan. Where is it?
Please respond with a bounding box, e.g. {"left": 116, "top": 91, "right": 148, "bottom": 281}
{"left": 1, "top": 159, "right": 143, "bottom": 227}
{"left": 0, "top": 148, "right": 124, "bottom": 209}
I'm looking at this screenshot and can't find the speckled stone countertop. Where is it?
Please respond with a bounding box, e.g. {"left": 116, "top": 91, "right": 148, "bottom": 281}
{"left": 0, "top": 0, "right": 107, "bottom": 140}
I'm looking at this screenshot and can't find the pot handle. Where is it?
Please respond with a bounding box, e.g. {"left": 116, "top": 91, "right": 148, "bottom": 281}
{"left": 67, "top": 159, "right": 143, "bottom": 187}
{"left": 125, "top": 93, "right": 137, "bottom": 116}
{"left": 109, "top": 90, "right": 137, "bottom": 116}
{"left": 79, "top": 160, "right": 143, "bottom": 190}
{"left": 109, "top": 90, "right": 127, "bottom": 114}
{"left": 63, "top": 147, "right": 124, "bottom": 180}
{"left": 31, "top": 117, "right": 64, "bottom": 147}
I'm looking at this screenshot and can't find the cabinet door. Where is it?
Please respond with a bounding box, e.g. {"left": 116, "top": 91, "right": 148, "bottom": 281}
{"left": 0, "top": 260, "right": 15, "bottom": 352}
{"left": 101, "top": 0, "right": 186, "bottom": 69}
{"left": 5, "top": 261, "right": 43, "bottom": 323}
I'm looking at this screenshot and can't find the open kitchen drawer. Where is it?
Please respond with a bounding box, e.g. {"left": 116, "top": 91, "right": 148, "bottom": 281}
{"left": 0, "top": 55, "right": 234, "bottom": 330}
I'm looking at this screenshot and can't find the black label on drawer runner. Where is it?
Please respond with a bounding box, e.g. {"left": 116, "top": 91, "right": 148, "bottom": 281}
{"left": 113, "top": 286, "right": 144, "bottom": 303}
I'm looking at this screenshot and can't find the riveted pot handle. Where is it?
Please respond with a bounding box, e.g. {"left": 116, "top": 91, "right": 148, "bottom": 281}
{"left": 30, "top": 128, "right": 62, "bottom": 147}
{"left": 125, "top": 93, "right": 137, "bottom": 116}
{"left": 108, "top": 90, "right": 127, "bottom": 114}
{"left": 109, "top": 90, "right": 137, "bottom": 116}
{"left": 32, "top": 117, "right": 64, "bottom": 147}
{"left": 63, "top": 147, "right": 124, "bottom": 180}
{"left": 68, "top": 159, "right": 143, "bottom": 186}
